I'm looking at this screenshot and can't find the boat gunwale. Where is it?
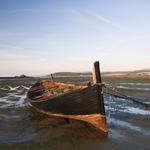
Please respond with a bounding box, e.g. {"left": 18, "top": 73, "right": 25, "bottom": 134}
{"left": 27, "top": 81, "right": 91, "bottom": 103}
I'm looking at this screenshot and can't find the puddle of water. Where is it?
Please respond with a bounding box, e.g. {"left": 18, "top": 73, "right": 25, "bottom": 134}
{"left": 109, "top": 118, "right": 150, "bottom": 136}
{"left": 105, "top": 98, "right": 150, "bottom": 116}
{"left": 116, "top": 85, "right": 150, "bottom": 91}
{"left": 0, "top": 133, "right": 37, "bottom": 143}
{"left": 0, "top": 94, "right": 29, "bottom": 109}
{"left": 123, "top": 107, "right": 150, "bottom": 115}
{"left": 120, "top": 83, "right": 150, "bottom": 86}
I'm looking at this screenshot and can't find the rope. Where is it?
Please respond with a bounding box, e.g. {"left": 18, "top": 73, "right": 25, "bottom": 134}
{"left": 102, "top": 83, "right": 150, "bottom": 108}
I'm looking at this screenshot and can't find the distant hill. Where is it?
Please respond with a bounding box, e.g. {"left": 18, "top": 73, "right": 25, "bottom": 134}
{"left": 53, "top": 72, "right": 92, "bottom": 77}
{"left": 133, "top": 69, "right": 150, "bottom": 73}
{"left": 126, "top": 70, "right": 150, "bottom": 78}
{"left": 0, "top": 74, "right": 33, "bottom": 79}
{"left": 51, "top": 69, "right": 150, "bottom": 78}
{"left": 103, "top": 69, "right": 150, "bottom": 78}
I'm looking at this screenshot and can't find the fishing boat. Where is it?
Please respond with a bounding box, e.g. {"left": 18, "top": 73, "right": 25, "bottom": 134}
{"left": 27, "top": 61, "right": 108, "bottom": 135}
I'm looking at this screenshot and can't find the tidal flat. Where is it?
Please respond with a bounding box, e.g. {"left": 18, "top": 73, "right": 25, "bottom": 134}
{"left": 0, "top": 77, "right": 149, "bottom": 150}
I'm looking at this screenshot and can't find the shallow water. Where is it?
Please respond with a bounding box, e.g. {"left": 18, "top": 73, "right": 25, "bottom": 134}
{"left": 0, "top": 78, "right": 150, "bottom": 150}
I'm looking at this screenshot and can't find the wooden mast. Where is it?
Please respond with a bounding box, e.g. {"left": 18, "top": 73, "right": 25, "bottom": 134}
{"left": 92, "top": 61, "right": 102, "bottom": 84}
{"left": 92, "top": 61, "right": 105, "bottom": 115}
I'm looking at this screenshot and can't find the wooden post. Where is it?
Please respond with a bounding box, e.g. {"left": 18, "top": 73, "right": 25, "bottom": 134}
{"left": 92, "top": 61, "right": 102, "bottom": 84}
{"left": 92, "top": 61, "right": 105, "bottom": 115}
{"left": 50, "top": 74, "right": 54, "bottom": 82}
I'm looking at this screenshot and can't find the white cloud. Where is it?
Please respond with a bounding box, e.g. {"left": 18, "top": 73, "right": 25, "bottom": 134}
{"left": 0, "top": 44, "right": 33, "bottom": 54}
{"left": 0, "top": 53, "right": 29, "bottom": 62}
{"left": 92, "top": 13, "right": 121, "bottom": 29}
{"left": 0, "top": 44, "right": 55, "bottom": 76}
{"left": 40, "top": 58, "right": 47, "bottom": 62}
{"left": 0, "top": 32, "right": 23, "bottom": 38}
{"left": 67, "top": 9, "right": 121, "bottom": 31}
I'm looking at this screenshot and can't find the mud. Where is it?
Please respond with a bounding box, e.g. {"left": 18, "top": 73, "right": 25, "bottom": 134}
{"left": 0, "top": 77, "right": 149, "bottom": 150}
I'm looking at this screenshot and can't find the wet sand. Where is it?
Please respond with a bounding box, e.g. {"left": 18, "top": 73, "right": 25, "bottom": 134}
{"left": 0, "top": 77, "right": 150, "bottom": 150}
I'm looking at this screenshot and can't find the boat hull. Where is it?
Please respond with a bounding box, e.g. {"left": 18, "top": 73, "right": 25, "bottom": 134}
{"left": 27, "top": 61, "right": 108, "bottom": 135}
{"left": 27, "top": 81, "right": 108, "bottom": 134}
{"left": 32, "top": 106, "right": 108, "bottom": 135}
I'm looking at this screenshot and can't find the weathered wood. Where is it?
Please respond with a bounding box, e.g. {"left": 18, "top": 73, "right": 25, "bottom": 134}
{"left": 92, "top": 61, "right": 102, "bottom": 84}
{"left": 33, "top": 106, "right": 108, "bottom": 135}
{"left": 50, "top": 74, "right": 54, "bottom": 82}
{"left": 27, "top": 62, "right": 108, "bottom": 135}
{"left": 29, "top": 84, "right": 103, "bottom": 115}
{"left": 92, "top": 61, "right": 105, "bottom": 115}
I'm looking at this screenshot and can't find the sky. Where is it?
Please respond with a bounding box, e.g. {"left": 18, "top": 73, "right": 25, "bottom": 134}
{"left": 0, "top": 0, "right": 150, "bottom": 76}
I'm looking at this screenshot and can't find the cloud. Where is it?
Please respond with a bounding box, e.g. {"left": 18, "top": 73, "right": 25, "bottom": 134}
{"left": 0, "top": 44, "right": 33, "bottom": 62}
{"left": 0, "top": 53, "right": 29, "bottom": 62}
{"left": 92, "top": 13, "right": 121, "bottom": 29}
{"left": 0, "top": 48, "right": 55, "bottom": 76}
{"left": 40, "top": 58, "right": 47, "bottom": 62}
{"left": 67, "top": 9, "right": 121, "bottom": 30}
{"left": 0, "top": 32, "right": 23, "bottom": 38}
{"left": 67, "top": 9, "right": 91, "bottom": 25}
{"left": 0, "top": 44, "right": 29, "bottom": 53}
{"left": 0, "top": 44, "right": 48, "bottom": 64}
{"left": 66, "top": 9, "right": 103, "bottom": 30}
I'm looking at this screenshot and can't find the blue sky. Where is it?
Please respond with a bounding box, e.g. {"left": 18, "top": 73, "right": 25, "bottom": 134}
{"left": 0, "top": 0, "right": 150, "bottom": 76}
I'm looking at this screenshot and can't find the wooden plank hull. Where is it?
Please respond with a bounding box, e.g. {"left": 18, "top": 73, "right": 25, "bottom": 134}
{"left": 27, "top": 61, "right": 108, "bottom": 135}
{"left": 32, "top": 106, "right": 108, "bottom": 135}
{"left": 27, "top": 81, "right": 108, "bottom": 135}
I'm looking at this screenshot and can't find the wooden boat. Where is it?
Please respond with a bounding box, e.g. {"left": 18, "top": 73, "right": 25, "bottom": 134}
{"left": 27, "top": 61, "right": 108, "bottom": 135}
